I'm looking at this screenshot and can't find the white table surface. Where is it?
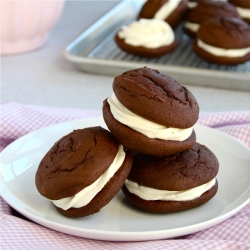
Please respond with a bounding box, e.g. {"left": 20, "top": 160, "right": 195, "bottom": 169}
{"left": 1, "top": 1, "right": 250, "bottom": 112}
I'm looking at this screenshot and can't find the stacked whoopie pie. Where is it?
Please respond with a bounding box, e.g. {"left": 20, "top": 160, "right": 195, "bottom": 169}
{"left": 36, "top": 127, "right": 133, "bottom": 218}
{"left": 103, "top": 67, "right": 219, "bottom": 213}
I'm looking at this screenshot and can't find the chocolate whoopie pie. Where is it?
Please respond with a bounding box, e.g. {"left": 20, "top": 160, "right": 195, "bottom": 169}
{"left": 122, "top": 143, "right": 219, "bottom": 213}
{"left": 138, "top": 0, "right": 188, "bottom": 29}
{"left": 184, "top": 1, "right": 240, "bottom": 38}
{"left": 228, "top": 0, "right": 250, "bottom": 25}
{"left": 35, "top": 126, "right": 133, "bottom": 218}
{"left": 193, "top": 17, "right": 250, "bottom": 65}
{"left": 115, "top": 19, "right": 177, "bottom": 58}
{"left": 102, "top": 67, "right": 199, "bottom": 156}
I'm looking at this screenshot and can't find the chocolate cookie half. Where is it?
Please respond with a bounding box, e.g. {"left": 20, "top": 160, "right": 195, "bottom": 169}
{"left": 35, "top": 126, "right": 133, "bottom": 218}
{"left": 193, "top": 17, "right": 250, "bottom": 65}
{"left": 102, "top": 67, "right": 199, "bottom": 156}
{"left": 122, "top": 142, "right": 219, "bottom": 213}
{"left": 138, "top": 0, "right": 188, "bottom": 29}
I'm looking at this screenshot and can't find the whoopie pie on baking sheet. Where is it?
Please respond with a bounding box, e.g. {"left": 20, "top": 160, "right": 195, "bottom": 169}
{"left": 193, "top": 17, "right": 250, "bottom": 65}
{"left": 115, "top": 19, "right": 177, "bottom": 58}
{"left": 184, "top": 0, "right": 240, "bottom": 38}
{"left": 138, "top": 0, "right": 188, "bottom": 29}
{"left": 228, "top": 0, "right": 250, "bottom": 25}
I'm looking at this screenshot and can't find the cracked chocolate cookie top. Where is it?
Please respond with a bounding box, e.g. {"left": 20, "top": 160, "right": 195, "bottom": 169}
{"left": 127, "top": 142, "right": 219, "bottom": 191}
{"left": 186, "top": 1, "right": 240, "bottom": 24}
{"left": 198, "top": 17, "right": 250, "bottom": 49}
{"left": 35, "top": 126, "right": 119, "bottom": 200}
{"left": 113, "top": 67, "right": 199, "bottom": 128}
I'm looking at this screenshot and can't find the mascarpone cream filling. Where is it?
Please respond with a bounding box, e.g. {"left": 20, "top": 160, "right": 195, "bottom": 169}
{"left": 154, "top": 0, "right": 182, "bottom": 20}
{"left": 188, "top": 0, "right": 227, "bottom": 9}
{"left": 184, "top": 21, "right": 200, "bottom": 32}
{"left": 118, "top": 18, "right": 175, "bottom": 48}
{"left": 107, "top": 93, "right": 193, "bottom": 141}
{"left": 125, "top": 178, "right": 216, "bottom": 201}
{"left": 236, "top": 6, "right": 250, "bottom": 19}
{"left": 187, "top": 1, "right": 198, "bottom": 9}
{"left": 198, "top": 39, "right": 250, "bottom": 57}
{"left": 52, "top": 145, "right": 125, "bottom": 210}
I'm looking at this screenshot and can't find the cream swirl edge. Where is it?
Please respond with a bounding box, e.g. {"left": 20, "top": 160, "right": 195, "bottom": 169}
{"left": 154, "top": 0, "right": 182, "bottom": 20}
{"left": 107, "top": 93, "right": 193, "bottom": 141}
{"left": 118, "top": 19, "right": 175, "bottom": 49}
{"left": 125, "top": 178, "right": 216, "bottom": 201}
{"left": 188, "top": 0, "right": 227, "bottom": 9}
{"left": 187, "top": 1, "right": 197, "bottom": 9}
{"left": 184, "top": 22, "right": 200, "bottom": 32}
{"left": 237, "top": 7, "right": 250, "bottom": 19}
{"left": 51, "top": 145, "right": 125, "bottom": 210}
{"left": 198, "top": 39, "right": 250, "bottom": 57}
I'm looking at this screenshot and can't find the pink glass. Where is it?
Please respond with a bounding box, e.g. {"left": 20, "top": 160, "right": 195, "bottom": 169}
{"left": 1, "top": 0, "right": 65, "bottom": 55}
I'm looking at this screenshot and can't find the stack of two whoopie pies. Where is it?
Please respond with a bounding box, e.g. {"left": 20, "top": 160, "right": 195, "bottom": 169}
{"left": 103, "top": 67, "right": 219, "bottom": 213}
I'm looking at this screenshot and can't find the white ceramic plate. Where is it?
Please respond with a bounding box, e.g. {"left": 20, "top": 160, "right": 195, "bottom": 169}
{"left": 1, "top": 117, "right": 250, "bottom": 242}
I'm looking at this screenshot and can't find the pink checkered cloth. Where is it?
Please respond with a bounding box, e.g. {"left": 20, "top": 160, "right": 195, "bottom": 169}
{"left": 1, "top": 102, "right": 250, "bottom": 250}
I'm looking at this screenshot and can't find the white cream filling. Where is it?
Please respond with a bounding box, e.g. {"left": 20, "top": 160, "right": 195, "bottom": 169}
{"left": 125, "top": 178, "right": 216, "bottom": 201}
{"left": 107, "top": 93, "right": 193, "bottom": 141}
{"left": 51, "top": 145, "right": 125, "bottom": 210}
{"left": 188, "top": 0, "right": 227, "bottom": 9}
{"left": 154, "top": 0, "right": 182, "bottom": 20}
{"left": 187, "top": 1, "right": 198, "bottom": 9}
{"left": 118, "top": 19, "right": 174, "bottom": 49}
{"left": 184, "top": 21, "right": 200, "bottom": 32}
{"left": 236, "top": 6, "right": 250, "bottom": 19}
{"left": 198, "top": 39, "right": 250, "bottom": 57}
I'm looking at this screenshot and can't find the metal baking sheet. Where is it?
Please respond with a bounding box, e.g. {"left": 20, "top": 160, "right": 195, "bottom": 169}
{"left": 63, "top": 0, "right": 250, "bottom": 91}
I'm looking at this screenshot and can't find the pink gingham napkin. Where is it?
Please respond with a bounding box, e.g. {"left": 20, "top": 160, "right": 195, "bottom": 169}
{"left": 1, "top": 102, "right": 250, "bottom": 250}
